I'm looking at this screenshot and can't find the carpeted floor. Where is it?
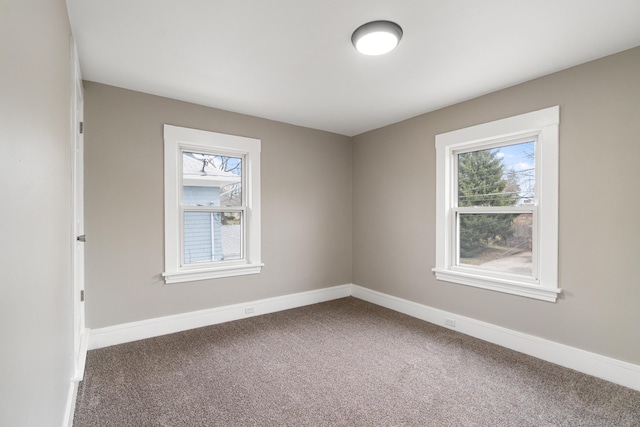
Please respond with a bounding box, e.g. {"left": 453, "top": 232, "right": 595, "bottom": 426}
{"left": 74, "top": 297, "right": 640, "bottom": 426}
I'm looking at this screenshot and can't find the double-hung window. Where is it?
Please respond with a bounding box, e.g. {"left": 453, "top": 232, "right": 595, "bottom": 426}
{"left": 163, "top": 125, "right": 262, "bottom": 284}
{"left": 433, "top": 106, "right": 560, "bottom": 301}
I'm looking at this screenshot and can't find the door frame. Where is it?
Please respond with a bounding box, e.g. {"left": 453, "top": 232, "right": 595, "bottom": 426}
{"left": 71, "top": 37, "right": 89, "bottom": 381}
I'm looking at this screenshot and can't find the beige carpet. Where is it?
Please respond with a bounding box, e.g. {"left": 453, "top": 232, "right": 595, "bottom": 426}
{"left": 74, "top": 297, "right": 640, "bottom": 426}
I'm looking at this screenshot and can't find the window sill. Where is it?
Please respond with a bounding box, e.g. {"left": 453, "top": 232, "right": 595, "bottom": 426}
{"left": 432, "top": 268, "right": 561, "bottom": 302}
{"left": 163, "top": 263, "right": 263, "bottom": 284}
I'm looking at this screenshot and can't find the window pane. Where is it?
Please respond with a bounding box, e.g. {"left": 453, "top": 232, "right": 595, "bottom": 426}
{"left": 458, "top": 213, "right": 532, "bottom": 276}
{"left": 458, "top": 140, "right": 535, "bottom": 207}
{"left": 183, "top": 211, "right": 242, "bottom": 264}
{"left": 182, "top": 152, "right": 242, "bottom": 207}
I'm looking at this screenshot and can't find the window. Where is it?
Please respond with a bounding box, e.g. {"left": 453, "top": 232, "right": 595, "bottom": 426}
{"left": 163, "top": 125, "right": 262, "bottom": 283}
{"left": 433, "top": 106, "right": 560, "bottom": 302}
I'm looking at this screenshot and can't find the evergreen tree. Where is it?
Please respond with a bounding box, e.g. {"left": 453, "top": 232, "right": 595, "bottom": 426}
{"left": 457, "top": 149, "right": 519, "bottom": 257}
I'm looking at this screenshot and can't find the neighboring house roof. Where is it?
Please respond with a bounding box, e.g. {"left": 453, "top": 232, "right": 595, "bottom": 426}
{"left": 183, "top": 153, "right": 241, "bottom": 188}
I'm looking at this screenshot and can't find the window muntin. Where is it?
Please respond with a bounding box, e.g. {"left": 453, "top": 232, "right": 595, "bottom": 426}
{"left": 433, "top": 106, "right": 560, "bottom": 302}
{"left": 163, "top": 125, "right": 261, "bottom": 284}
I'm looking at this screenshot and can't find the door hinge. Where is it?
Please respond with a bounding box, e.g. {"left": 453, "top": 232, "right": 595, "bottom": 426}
{"left": 76, "top": 234, "right": 86, "bottom": 242}
{"left": 79, "top": 121, "right": 84, "bottom": 134}
{"left": 80, "top": 290, "right": 85, "bottom": 302}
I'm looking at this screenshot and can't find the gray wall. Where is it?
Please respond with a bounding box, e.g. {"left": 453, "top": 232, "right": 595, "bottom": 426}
{"left": 353, "top": 47, "right": 640, "bottom": 365}
{"left": 83, "top": 82, "right": 353, "bottom": 328}
{"left": 0, "top": 0, "right": 74, "bottom": 425}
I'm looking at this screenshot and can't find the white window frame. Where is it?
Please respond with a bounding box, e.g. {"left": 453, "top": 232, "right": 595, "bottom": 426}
{"left": 433, "top": 106, "right": 561, "bottom": 302}
{"left": 163, "top": 124, "right": 262, "bottom": 284}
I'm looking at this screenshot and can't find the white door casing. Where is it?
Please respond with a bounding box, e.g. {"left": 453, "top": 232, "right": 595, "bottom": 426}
{"left": 71, "top": 37, "right": 88, "bottom": 381}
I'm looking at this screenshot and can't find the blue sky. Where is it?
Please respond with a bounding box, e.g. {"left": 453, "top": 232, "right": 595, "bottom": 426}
{"left": 495, "top": 140, "right": 535, "bottom": 203}
{"left": 495, "top": 140, "right": 534, "bottom": 172}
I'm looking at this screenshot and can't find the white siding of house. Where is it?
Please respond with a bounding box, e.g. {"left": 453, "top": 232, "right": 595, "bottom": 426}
{"left": 183, "top": 186, "right": 223, "bottom": 263}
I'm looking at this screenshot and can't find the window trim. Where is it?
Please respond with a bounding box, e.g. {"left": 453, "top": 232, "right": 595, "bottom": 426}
{"left": 163, "top": 124, "right": 262, "bottom": 284}
{"left": 433, "top": 106, "right": 561, "bottom": 302}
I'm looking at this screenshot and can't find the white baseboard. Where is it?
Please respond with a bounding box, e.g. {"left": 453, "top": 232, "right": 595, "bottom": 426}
{"left": 86, "top": 283, "right": 640, "bottom": 392}
{"left": 73, "top": 327, "right": 90, "bottom": 381}
{"left": 89, "top": 284, "right": 352, "bottom": 350}
{"left": 64, "top": 327, "right": 90, "bottom": 427}
{"left": 351, "top": 285, "right": 640, "bottom": 392}
{"left": 62, "top": 381, "right": 78, "bottom": 427}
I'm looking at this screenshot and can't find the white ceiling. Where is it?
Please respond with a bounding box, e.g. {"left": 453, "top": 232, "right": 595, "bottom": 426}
{"left": 66, "top": 0, "right": 640, "bottom": 136}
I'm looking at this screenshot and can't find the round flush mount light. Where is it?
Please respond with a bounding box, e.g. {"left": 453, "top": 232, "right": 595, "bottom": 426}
{"left": 351, "top": 20, "right": 403, "bottom": 55}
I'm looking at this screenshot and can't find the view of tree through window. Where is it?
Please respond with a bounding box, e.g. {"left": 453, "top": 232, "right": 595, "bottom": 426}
{"left": 456, "top": 140, "right": 535, "bottom": 275}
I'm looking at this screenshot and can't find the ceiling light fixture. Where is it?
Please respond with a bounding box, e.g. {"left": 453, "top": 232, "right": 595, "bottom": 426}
{"left": 351, "top": 20, "right": 403, "bottom": 56}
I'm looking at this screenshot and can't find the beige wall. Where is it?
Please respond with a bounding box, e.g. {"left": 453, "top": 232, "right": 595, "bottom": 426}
{"left": 353, "top": 47, "right": 640, "bottom": 365}
{"left": 83, "top": 82, "right": 353, "bottom": 328}
{"left": 0, "top": 0, "right": 74, "bottom": 425}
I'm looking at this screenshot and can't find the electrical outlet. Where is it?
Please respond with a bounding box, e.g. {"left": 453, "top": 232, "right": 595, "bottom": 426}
{"left": 444, "top": 318, "right": 456, "bottom": 328}
{"left": 244, "top": 306, "right": 255, "bottom": 315}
